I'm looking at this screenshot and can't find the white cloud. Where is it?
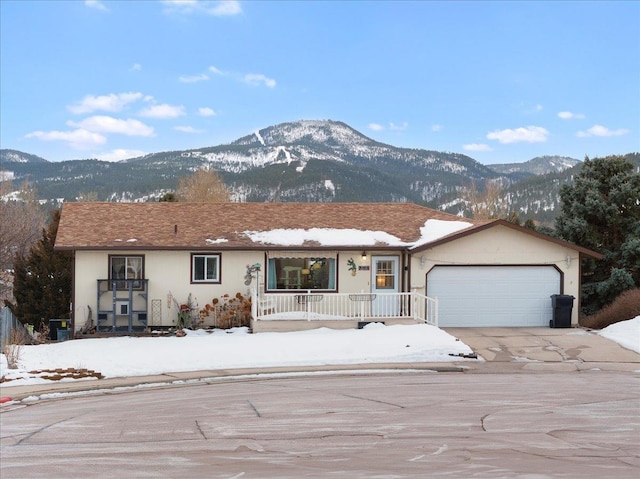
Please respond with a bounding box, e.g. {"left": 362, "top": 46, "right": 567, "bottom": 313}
{"left": 25, "top": 129, "right": 106, "bottom": 149}
{"left": 577, "top": 125, "right": 629, "bottom": 138}
{"left": 96, "top": 149, "right": 147, "bottom": 162}
{"left": 162, "top": 0, "right": 242, "bottom": 16}
{"left": 431, "top": 124, "right": 442, "bottom": 132}
{"left": 85, "top": 0, "right": 108, "bottom": 11}
{"left": 174, "top": 125, "right": 204, "bottom": 133}
{"left": 558, "top": 111, "right": 585, "bottom": 120}
{"left": 138, "top": 103, "right": 186, "bottom": 119}
{"left": 131, "top": 63, "right": 142, "bottom": 71}
{"left": 389, "top": 122, "right": 408, "bottom": 131}
{"left": 68, "top": 92, "right": 143, "bottom": 114}
{"left": 207, "top": 65, "right": 277, "bottom": 90}
{"left": 368, "top": 122, "right": 408, "bottom": 132}
{"left": 198, "top": 107, "right": 216, "bottom": 117}
{"left": 463, "top": 143, "right": 492, "bottom": 152}
{"left": 486, "top": 126, "right": 549, "bottom": 144}
{"left": 67, "top": 116, "right": 155, "bottom": 137}
{"left": 243, "top": 73, "right": 276, "bottom": 88}
{"left": 207, "top": 0, "right": 242, "bottom": 16}
{"left": 179, "top": 73, "right": 209, "bottom": 83}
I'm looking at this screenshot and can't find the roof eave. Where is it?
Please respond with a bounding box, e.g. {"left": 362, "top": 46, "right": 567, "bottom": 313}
{"left": 409, "top": 219, "right": 604, "bottom": 260}
{"left": 54, "top": 244, "right": 410, "bottom": 252}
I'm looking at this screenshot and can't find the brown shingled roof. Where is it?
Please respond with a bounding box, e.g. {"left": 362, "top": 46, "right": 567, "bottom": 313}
{"left": 55, "top": 202, "right": 474, "bottom": 250}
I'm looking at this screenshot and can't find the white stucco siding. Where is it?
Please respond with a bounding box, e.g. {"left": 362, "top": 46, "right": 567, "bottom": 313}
{"left": 410, "top": 225, "right": 582, "bottom": 326}
{"left": 72, "top": 249, "right": 397, "bottom": 332}
{"left": 144, "top": 250, "right": 264, "bottom": 327}
{"left": 73, "top": 250, "right": 267, "bottom": 331}
{"left": 74, "top": 251, "right": 110, "bottom": 330}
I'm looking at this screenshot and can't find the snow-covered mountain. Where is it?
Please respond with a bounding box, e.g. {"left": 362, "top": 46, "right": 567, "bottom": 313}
{"left": 126, "top": 120, "right": 495, "bottom": 180}
{"left": 4, "top": 119, "right": 634, "bottom": 225}
{"left": 487, "top": 155, "right": 581, "bottom": 177}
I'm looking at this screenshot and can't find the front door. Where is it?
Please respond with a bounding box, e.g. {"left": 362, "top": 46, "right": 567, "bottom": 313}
{"left": 371, "top": 256, "right": 399, "bottom": 316}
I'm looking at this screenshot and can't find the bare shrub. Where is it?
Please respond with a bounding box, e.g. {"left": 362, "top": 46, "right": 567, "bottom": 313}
{"left": 580, "top": 288, "right": 640, "bottom": 330}
{"left": 200, "top": 293, "right": 252, "bottom": 329}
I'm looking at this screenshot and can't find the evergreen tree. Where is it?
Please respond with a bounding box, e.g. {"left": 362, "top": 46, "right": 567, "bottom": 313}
{"left": 159, "top": 192, "right": 177, "bottom": 202}
{"left": 9, "top": 209, "right": 72, "bottom": 329}
{"left": 506, "top": 211, "right": 521, "bottom": 225}
{"left": 555, "top": 155, "right": 640, "bottom": 314}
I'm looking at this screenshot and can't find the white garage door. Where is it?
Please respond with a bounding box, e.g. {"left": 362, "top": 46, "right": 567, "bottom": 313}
{"left": 427, "top": 266, "right": 560, "bottom": 327}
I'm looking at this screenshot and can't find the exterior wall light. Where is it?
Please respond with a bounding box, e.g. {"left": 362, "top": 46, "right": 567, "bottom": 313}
{"left": 361, "top": 251, "right": 367, "bottom": 261}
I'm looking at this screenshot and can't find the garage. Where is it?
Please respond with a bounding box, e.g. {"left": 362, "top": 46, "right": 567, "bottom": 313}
{"left": 426, "top": 265, "right": 561, "bottom": 327}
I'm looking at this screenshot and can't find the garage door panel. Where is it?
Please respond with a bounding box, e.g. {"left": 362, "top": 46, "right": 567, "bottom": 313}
{"left": 427, "top": 266, "right": 560, "bottom": 327}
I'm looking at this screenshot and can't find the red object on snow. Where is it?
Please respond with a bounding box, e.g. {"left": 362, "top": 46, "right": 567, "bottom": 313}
{"left": 0, "top": 397, "right": 13, "bottom": 404}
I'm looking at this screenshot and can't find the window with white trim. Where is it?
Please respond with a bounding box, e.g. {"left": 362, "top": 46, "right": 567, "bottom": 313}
{"left": 191, "top": 254, "right": 221, "bottom": 283}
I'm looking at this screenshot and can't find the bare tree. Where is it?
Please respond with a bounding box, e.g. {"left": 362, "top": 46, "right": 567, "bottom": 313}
{"left": 464, "top": 179, "right": 508, "bottom": 220}
{"left": 0, "top": 179, "right": 46, "bottom": 304}
{"left": 175, "top": 168, "right": 230, "bottom": 202}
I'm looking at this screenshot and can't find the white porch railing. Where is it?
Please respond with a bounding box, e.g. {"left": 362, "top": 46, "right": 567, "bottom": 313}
{"left": 251, "top": 290, "right": 438, "bottom": 326}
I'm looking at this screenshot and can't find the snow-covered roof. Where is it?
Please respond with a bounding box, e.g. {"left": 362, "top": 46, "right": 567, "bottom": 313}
{"left": 55, "top": 202, "right": 477, "bottom": 251}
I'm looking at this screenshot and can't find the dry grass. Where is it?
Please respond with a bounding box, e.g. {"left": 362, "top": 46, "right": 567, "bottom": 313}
{"left": 580, "top": 288, "right": 640, "bottom": 330}
{"left": 2, "top": 329, "right": 26, "bottom": 369}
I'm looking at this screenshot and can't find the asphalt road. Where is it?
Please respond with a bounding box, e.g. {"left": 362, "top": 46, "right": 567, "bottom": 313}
{"left": 1, "top": 370, "right": 638, "bottom": 478}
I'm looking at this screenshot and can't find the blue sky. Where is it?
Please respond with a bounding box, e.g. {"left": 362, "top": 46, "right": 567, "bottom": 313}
{"left": 1, "top": 1, "right": 638, "bottom": 164}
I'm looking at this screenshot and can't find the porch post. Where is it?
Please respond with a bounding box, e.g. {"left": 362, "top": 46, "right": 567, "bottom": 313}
{"left": 251, "top": 286, "right": 258, "bottom": 320}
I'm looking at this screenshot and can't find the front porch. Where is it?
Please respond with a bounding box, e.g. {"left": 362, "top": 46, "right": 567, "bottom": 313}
{"left": 250, "top": 291, "right": 438, "bottom": 333}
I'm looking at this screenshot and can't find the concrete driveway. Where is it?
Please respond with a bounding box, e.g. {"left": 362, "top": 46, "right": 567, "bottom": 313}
{"left": 444, "top": 327, "right": 640, "bottom": 372}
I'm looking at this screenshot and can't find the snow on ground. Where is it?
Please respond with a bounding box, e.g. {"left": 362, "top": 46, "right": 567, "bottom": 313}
{"left": 598, "top": 316, "right": 640, "bottom": 353}
{"left": 2, "top": 318, "right": 638, "bottom": 390}
{"left": 0, "top": 323, "right": 474, "bottom": 388}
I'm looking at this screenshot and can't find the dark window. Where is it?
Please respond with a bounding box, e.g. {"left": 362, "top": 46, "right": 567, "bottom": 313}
{"left": 192, "top": 254, "right": 221, "bottom": 283}
{"left": 109, "top": 255, "right": 144, "bottom": 289}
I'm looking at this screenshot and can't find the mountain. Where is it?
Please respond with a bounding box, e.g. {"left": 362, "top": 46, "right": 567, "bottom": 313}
{"left": 1, "top": 149, "right": 49, "bottom": 165}
{"left": 487, "top": 155, "right": 581, "bottom": 179}
{"left": 1, "top": 120, "right": 637, "bottom": 225}
{"left": 120, "top": 120, "right": 503, "bottom": 204}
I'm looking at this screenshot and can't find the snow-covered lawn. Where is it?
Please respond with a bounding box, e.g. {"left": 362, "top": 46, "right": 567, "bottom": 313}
{"left": 0, "top": 323, "right": 474, "bottom": 388}
{"left": 597, "top": 316, "right": 640, "bottom": 354}
{"left": 1, "top": 318, "right": 638, "bottom": 390}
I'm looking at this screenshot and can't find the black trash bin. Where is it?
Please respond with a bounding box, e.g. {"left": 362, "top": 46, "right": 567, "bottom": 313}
{"left": 549, "top": 294, "right": 575, "bottom": 328}
{"left": 48, "top": 319, "right": 69, "bottom": 340}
